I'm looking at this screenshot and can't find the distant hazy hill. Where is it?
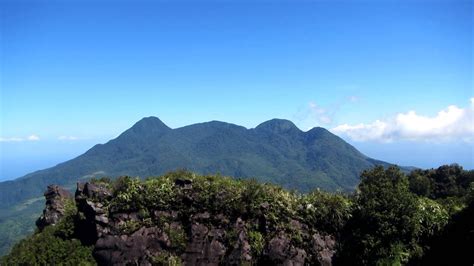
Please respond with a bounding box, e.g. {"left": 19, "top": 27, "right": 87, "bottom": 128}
{"left": 0, "top": 117, "right": 394, "bottom": 255}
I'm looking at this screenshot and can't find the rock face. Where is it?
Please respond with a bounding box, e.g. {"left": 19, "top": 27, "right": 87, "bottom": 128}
{"left": 312, "top": 233, "right": 336, "bottom": 266}
{"left": 181, "top": 223, "right": 226, "bottom": 265}
{"left": 42, "top": 179, "right": 338, "bottom": 265}
{"left": 264, "top": 234, "right": 307, "bottom": 266}
{"left": 94, "top": 226, "right": 168, "bottom": 265}
{"left": 36, "top": 185, "right": 72, "bottom": 230}
{"left": 75, "top": 182, "right": 113, "bottom": 243}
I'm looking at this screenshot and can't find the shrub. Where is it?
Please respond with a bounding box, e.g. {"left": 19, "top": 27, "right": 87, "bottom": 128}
{"left": 248, "top": 231, "right": 264, "bottom": 256}
{"left": 298, "top": 190, "right": 352, "bottom": 234}
{"left": 1, "top": 205, "right": 95, "bottom": 265}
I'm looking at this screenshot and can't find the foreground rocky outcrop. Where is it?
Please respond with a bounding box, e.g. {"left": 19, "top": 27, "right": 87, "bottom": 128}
{"left": 70, "top": 178, "right": 338, "bottom": 266}
{"left": 24, "top": 172, "right": 348, "bottom": 265}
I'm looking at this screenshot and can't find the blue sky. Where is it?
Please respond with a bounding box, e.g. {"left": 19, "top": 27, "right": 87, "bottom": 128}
{"left": 1, "top": 0, "right": 473, "bottom": 180}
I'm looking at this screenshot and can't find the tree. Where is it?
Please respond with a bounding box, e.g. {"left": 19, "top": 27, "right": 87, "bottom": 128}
{"left": 336, "top": 166, "right": 420, "bottom": 265}
{"left": 408, "top": 170, "right": 433, "bottom": 197}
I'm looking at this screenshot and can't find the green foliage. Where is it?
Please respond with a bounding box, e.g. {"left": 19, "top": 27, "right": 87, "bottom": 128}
{"left": 110, "top": 176, "right": 144, "bottom": 211}
{"left": 178, "top": 172, "right": 246, "bottom": 216}
{"left": 89, "top": 177, "right": 113, "bottom": 189}
{"left": 54, "top": 199, "right": 78, "bottom": 238}
{"left": 144, "top": 175, "right": 178, "bottom": 210}
{"left": 374, "top": 243, "right": 408, "bottom": 266}
{"left": 337, "top": 166, "right": 421, "bottom": 265}
{"left": 1, "top": 204, "right": 95, "bottom": 265}
{"left": 1, "top": 232, "right": 95, "bottom": 265}
{"left": 468, "top": 182, "right": 474, "bottom": 203}
{"left": 409, "top": 172, "right": 433, "bottom": 197}
{"left": 166, "top": 226, "right": 187, "bottom": 253}
{"left": 408, "top": 164, "right": 473, "bottom": 218}
{"left": 119, "top": 220, "right": 142, "bottom": 234}
{"left": 337, "top": 165, "right": 471, "bottom": 265}
{"left": 223, "top": 227, "right": 239, "bottom": 249}
{"left": 243, "top": 182, "right": 300, "bottom": 230}
{"left": 409, "top": 164, "right": 474, "bottom": 200}
{"left": 418, "top": 199, "right": 474, "bottom": 265}
{"left": 151, "top": 251, "right": 182, "bottom": 266}
{"left": 248, "top": 231, "right": 264, "bottom": 256}
{"left": 416, "top": 197, "right": 449, "bottom": 237}
{"left": 298, "top": 190, "right": 353, "bottom": 234}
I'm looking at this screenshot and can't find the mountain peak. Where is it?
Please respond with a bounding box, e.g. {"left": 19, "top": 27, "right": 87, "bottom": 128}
{"left": 136, "top": 116, "right": 168, "bottom": 126}
{"left": 132, "top": 116, "right": 170, "bottom": 131}
{"left": 119, "top": 116, "right": 172, "bottom": 139}
{"left": 307, "top": 126, "right": 330, "bottom": 135}
{"left": 255, "top": 119, "right": 301, "bottom": 134}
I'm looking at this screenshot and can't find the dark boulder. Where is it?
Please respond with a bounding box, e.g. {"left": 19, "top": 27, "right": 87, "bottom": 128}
{"left": 75, "top": 182, "right": 112, "bottom": 245}
{"left": 36, "top": 185, "right": 72, "bottom": 230}
{"left": 182, "top": 223, "right": 226, "bottom": 265}
{"left": 263, "top": 233, "right": 307, "bottom": 266}
{"left": 94, "top": 227, "right": 168, "bottom": 265}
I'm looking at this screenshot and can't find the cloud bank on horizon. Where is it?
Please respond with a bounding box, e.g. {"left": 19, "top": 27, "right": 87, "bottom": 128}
{"left": 0, "top": 135, "right": 40, "bottom": 142}
{"left": 332, "top": 98, "right": 474, "bottom": 143}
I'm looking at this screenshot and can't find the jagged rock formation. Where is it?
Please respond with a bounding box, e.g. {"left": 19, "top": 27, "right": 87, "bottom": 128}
{"left": 36, "top": 185, "right": 72, "bottom": 230}
{"left": 46, "top": 172, "right": 345, "bottom": 265}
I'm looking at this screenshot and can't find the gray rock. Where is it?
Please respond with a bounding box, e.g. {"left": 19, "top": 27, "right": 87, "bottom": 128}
{"left": 94, "top": 227, "right": 167, "bottom": 265}
{"left": 264, "top": 233, "right": 307, "bottom": 266}
{"left": 182, "top": 224, "right": 227, "bottom": 266}
{"left": 312, "top": 233, "right": 336, "bottom": 266}
{"left": 226, "top": 218, "right": 252, "bottom": 265}
{"left": 36, "top": 185, "right": 72, "bottom": 230}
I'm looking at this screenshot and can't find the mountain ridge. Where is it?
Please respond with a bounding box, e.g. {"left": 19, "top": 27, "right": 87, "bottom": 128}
{"left": 0, "top": 116, "right": 396, "bottom": 207}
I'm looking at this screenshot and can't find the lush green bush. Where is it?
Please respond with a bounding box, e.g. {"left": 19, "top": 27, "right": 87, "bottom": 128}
{"left": 418, "top": 199, "right": 474, "bottom": 265}
{"left": 337, "top": 166, "right": 424, "bottom": 265}
{"left": 409, "top": 164, "right": 474, "bottom": 200}
{"left": 415, "top": 197, "right": 449, "bottom": 237}
{"left": 248, "top": 230, "right": 265, "bottom": 256}
{"left": 298, "top": 190, "right": 353, "bottom": 234}
{"left": 336, "top": 166, "right": 469, "bottom": 265}
{"left": 1, "top": 200, "right": 95, "bottom": 265}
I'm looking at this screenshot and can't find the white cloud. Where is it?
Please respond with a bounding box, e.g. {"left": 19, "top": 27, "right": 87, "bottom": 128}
{"left": 27, "top": 135, "right": 40, "bottom": 141}
{"left": 294, "top": 102, "right": 334, "bottom": 130}
{"left": 58, "top": 136, "right": 79, "bottom": 141}
{"left": 294, "top": 96, "right": 362, "bottom": 130}
{"left": 308, "top": 102, "right": 332, "bottom": 125}
{"left": 332, "top": 99, "right": 474, "bottom": 142}
{"left": 0, "top": 134, "right": 40, "bottom": 142}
